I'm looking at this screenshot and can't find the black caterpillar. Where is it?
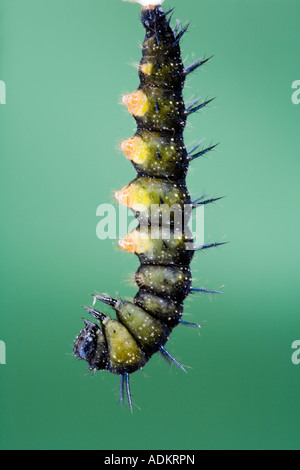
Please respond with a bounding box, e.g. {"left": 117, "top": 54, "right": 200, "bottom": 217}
{"left": 73, "top": 0, "right": 224, "bottom": 412}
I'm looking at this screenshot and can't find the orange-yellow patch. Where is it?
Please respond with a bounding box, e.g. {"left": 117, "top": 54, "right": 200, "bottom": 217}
{"left": 140, "top": 62, "right": 153, "bottom": 75}
{"left": 122, "top": 90, "right": 149, "bottom": 117}
{"left": 120, "top": 136, "right": 148, "bottom": 164}
{"left": 119, "top": 230, "right": 152, "bottom": 254}
{"left": 115, "top": 184, "right": 151, "bottom": 211}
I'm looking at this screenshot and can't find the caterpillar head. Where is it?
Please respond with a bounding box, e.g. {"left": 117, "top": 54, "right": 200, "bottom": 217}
{"left": 75, "top": 308, "right": 148, "bottom": 375}
{"left": 73, "top": 320, "right": 108, "bottom": 371}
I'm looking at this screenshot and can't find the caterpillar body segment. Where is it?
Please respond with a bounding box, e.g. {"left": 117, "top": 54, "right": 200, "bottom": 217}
{"left": 93, "top": 294, "right": 171, "bottom": 355}
{"left": 120, "top": 130, "right": 188, "bottom": 179}
{"left": 115, "top": 177, "right": 190, "bottom": 213}
{"left": 73, "top": 1, "right": 222, "bottom": 412}
{"left": 135, "top": 264, "right": 192, "bottom": 301}
{"left": 119, "top": 226, "right": 195, "bottom": 266}
{"left": 134, "top": 289, "right": 183, "bottom": 327}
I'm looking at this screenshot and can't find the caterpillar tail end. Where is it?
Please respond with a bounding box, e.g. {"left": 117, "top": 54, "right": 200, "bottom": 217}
{"left": 123, "top": 0, "right": 165, "bottom": 7}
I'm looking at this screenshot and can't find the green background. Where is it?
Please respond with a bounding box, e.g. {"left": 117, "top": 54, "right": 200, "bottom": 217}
{"left": 0, "top": 0, "right": 299, "bottom": 450}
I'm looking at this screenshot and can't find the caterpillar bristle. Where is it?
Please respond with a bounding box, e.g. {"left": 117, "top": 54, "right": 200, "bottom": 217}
{"left": 173, "top": 23, "right": 190, "bottom": 46}
{"left": 184, "top": 56, "right": 214, "bottom": 75}
{"left": 194, "top": 241, "right": 229, "bottom": 251}
{"left": 74, "top": 2, "right": 223, "bottom": 412}
{"left": 185, "top": 96, "right": 203, "bottom": 112}
{"left": 160, "top": 346, "right": 187, "bottom": 373}
{"left": 166, "top": 12, "right": 174, "bottom": 28}
{"left": 162, "top": 7, "right": 175, "bottom": 18}
{"left": 190, "top": 287, "right": 223, "bottom": 295}
{"left": 179, "top": 320, "right": 204, "bottom": 328}
{"left": 125, "top": 373, "right": 133, "bottom": 413}
{"left": 192, "top": 196, "right": 224, "bottom": 208}
{"left": 186, "top": 97, "right": 215, "bottom": 116}
{"left": 187, "top": 138, "right": 206, "bottom": 155}
{"left": 191, "top": 194, "right": 209, "bottom": 204}
{"left": 188, "top": 143, "right": 219, "bottom": 161}
{"left": 173, "top": 19, "right": 181, "bottom": 37}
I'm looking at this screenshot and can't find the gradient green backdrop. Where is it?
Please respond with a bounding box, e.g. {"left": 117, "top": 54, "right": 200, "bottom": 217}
{"left": 0, "top": 0, "right": 299, "bottom": 450}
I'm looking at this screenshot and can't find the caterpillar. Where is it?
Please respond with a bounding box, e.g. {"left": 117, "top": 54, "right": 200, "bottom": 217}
{"left": 73, "top": 0, "right": 223, "bottom": 412}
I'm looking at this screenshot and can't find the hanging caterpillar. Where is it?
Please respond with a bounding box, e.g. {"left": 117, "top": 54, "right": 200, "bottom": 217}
{"left": 73, "top": 0, "right": 224, "bottom": 412}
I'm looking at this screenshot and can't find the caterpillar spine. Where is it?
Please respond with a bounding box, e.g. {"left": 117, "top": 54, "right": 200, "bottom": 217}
{"left": 73, "top": 1, "right": 223, "bottom": 412}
